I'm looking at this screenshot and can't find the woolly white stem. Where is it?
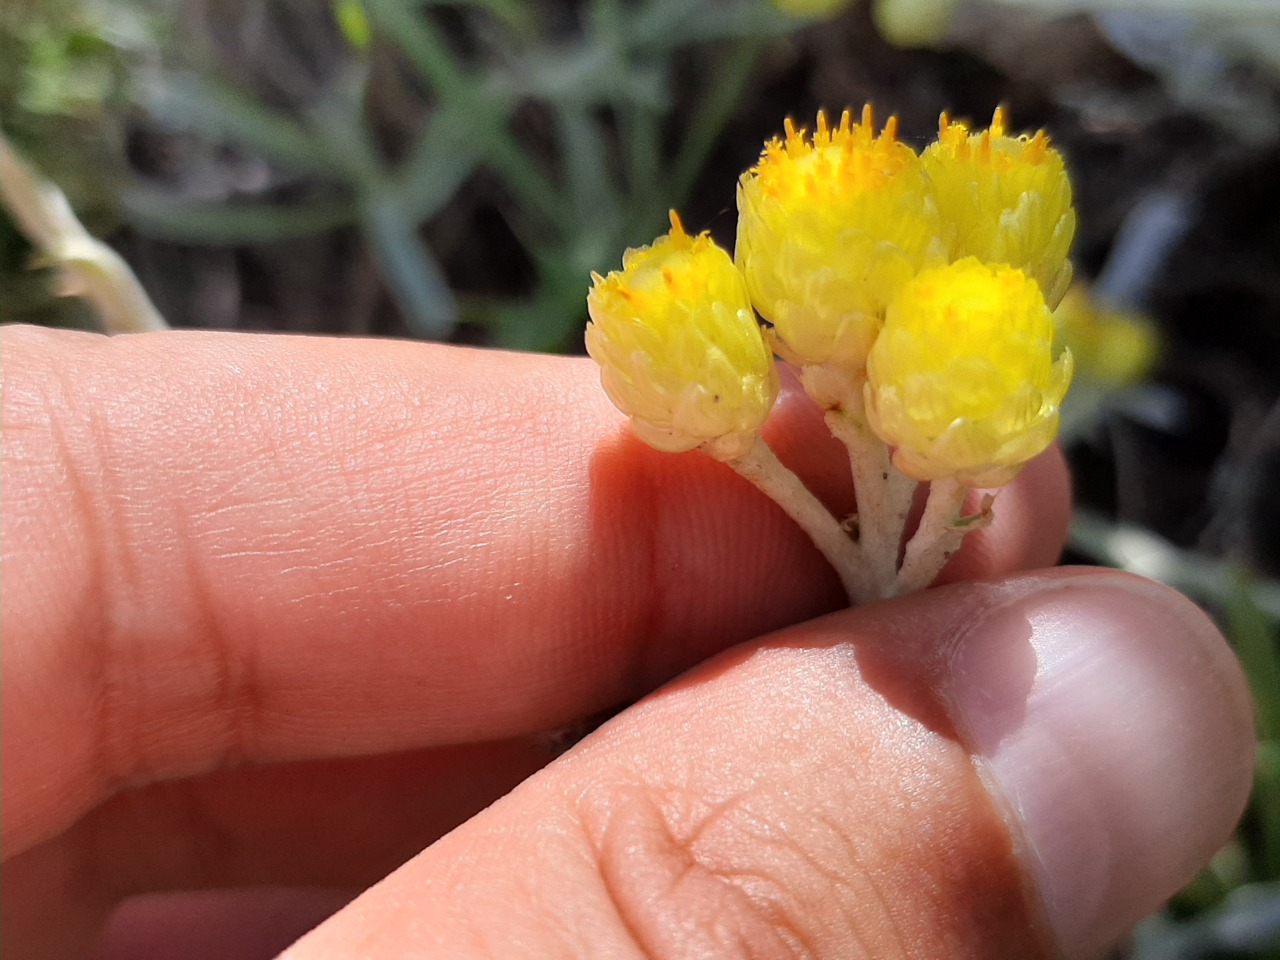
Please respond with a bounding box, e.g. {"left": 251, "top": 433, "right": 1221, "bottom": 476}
{"left": 707, "top": 434, "right": 875, "bottom": 603}
{"left": 801, "top": 365, "right": 916, "bottom": 599}
{"left": 895, "top": 478, "right": 978, "bottom": 596}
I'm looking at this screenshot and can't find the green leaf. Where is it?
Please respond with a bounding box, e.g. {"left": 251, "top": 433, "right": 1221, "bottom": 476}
{"left": 394, "top": 107, "right": 481, "bottom": 223}
{"left": 1253, "top": 742, "right": 1280, "bottom": 881}
{"left": 139, "top": 73, "right": 337, "bottom": 176}
{"left": 360, "top": 193, "right": 457, "bottom": 339}
{"left": 669, "top": 37, "right": 764, "bottom": 207}
{"left": 121, "top": 189, "right": 357, "bottom": 244}
{"left": 555, "top": 105, "right": 620, "bottom": 227}
{"left": 496, "top": 41, "right": 668, "bottom": 110}
{"left": 631, "top": 0, "right": 794, "bottom": 49}
{"left": 1227, "top": 573, "right": 1280, "bottom": 742}
{"left": 489, "top": 247, "right": 593, "bottom": 351}
{"left": 363, "top": 0, "right": 474, "bottom": 98}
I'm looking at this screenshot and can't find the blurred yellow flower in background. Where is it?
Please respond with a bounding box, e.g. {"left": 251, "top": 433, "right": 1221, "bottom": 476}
{"left": 1053, "top": 283, "right": 1160, "bottom": 386}
{"left": 586, "top": 212, "right": 778, "bottom": 458}
{"left": 872, "top": 0, "right": 958, "bottom": 47}
{"left": 866, "top": 258, "right": 1073, "bottom": 486}
{"left": 922, "top": 107, "right": 1076, "bottom": 308}
{"left": 736, "top": 107, "right": 945, "bottom": 368}
{"left": 771, "top": 0, "right": 854, "bottom": 17}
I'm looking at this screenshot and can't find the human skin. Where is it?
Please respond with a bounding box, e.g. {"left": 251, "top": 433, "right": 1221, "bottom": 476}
{"left": 0, "top": 325, "right": 1255, "bottom": 959}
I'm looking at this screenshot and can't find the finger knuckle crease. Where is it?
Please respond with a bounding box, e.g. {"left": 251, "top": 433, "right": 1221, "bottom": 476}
{"left": 579, "top": 782, "right": 882, "bottom": 960}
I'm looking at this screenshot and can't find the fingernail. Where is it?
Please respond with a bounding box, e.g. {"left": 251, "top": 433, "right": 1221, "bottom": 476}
{"left": 946, "top": 574, "right": 1255, "bottom": 958}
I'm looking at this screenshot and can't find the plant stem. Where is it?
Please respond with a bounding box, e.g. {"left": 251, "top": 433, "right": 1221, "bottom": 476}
{"left": 895, "top": 477, "right": 973, "bottom": 596}
{"left": 707, "top": 435, "right": 874, "bottom": 603}
{"left": 0, "top": 136, "right": 168, "bottom": 333}
{"left": 801, "top": 365, "right": 916, "bottom": 599}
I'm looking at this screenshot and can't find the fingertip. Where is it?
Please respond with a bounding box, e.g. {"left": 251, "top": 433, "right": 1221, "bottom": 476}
{"left": 280, "top": 568, "right": 1254, "bottom": 960}
{"left": 941, "top": 570, "right": 1255, "bottom": 957}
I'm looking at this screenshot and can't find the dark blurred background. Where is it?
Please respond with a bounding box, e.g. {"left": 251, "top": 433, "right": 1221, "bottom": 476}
{"left": 4, "top": 1, "right": 1280, "bottom": 956}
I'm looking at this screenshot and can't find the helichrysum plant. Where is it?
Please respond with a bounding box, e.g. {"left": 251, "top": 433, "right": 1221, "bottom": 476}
{"left": 586, "top": 106, "right": 1076, "bottom": 604}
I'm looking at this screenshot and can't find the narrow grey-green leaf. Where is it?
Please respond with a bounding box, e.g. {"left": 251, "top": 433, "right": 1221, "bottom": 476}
{"left": 555, "top": 104, "right": 619, "bottom": 226}
{"left": 396, "top": 108, "right": 482, "bottom": 223}
{"left": 361, "top": 194, "right": 457, "bottom": 338}
{"left": 122, "top": 189, "right": 356, "bottom": 244}
{"left": 140, "top": 72, "right": 336, "bottom": 175}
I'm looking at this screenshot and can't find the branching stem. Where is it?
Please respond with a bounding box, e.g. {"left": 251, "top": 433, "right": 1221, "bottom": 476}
{"left": 708, "top": 435, "right": 875, "bottom": 603}
{"left": 895, "top": 478, "right": 981, "bottom": 596}
{"left": 800, "top": 365, "right": 916, "bottom": 599}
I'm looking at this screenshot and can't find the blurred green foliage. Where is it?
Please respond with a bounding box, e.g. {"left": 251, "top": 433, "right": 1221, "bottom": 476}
{"left": 0, "top": 0, "right": 147, "bottom": 327}
{"left": 1, "top": 0, "right": 820, "bottom": 347}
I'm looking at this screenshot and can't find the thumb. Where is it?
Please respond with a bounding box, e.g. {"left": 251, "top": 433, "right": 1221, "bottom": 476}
{"left": 283, "top": 569, "right": 1254, "bottom": 959}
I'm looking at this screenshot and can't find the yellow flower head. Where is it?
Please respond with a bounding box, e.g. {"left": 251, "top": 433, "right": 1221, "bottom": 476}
{"left": 736, "top": 106, "right": 945, "bottom": 368}
{"left": 1053, "top": 283, "right": 1159, "bottom": 386}
{"left": 865, "top": 258, "right": 1073, "bottom": 486}
{"left": 922, "top": 107, "right": 1076, "bottom": 308}
{"left": 586, "top": 212, "right": 779, "bottom": 457}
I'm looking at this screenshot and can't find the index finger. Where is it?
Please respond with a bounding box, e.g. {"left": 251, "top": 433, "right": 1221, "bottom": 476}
{"left": 1, "top": 326, "right": 1069, "bottom": 854}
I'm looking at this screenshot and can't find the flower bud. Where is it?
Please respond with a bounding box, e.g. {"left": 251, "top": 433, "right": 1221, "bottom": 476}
{"left": 922, "top": 107, "right": 1076, "bottom": 308}
{"left": 865, "top": 258, "right": 1073, "bottom": 486}
{"left": 736, "top": 106, "right": 945, "bottom": 368}
{"left": 586, "top": 212, "right": 778, "bottom": 457}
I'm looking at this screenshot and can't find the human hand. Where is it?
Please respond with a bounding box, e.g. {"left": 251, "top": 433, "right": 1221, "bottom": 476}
{"left": 1, "top": 325, "right": 1254, "bottom": 959}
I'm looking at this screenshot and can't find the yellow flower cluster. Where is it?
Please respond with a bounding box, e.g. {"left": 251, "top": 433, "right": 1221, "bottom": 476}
{"left": 586, "top": 106, "right": 1076, "bottom": 486}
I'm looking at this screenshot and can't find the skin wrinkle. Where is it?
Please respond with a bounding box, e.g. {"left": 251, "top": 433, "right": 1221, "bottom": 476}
{"left": 600, "top": 812, "right": 682, "bottom": 960}
{"left": 806, "top": 810, "right": 889, "bottom": 960}
{"left": 90, "top": 341, "right": 295, "bottom": 790}
{"left": 582, "top": 638, "right": 1046, "bottom": 960}
{"left": 10, "top": 368, "right": 182, "bottom": 925}
{"left": 174, "top": 499, "right": 266, "bottom": 778}
{"left": 584, "top": 771, "right": 862, "bottom": 959}
{"left": 616, "top": 782, "right": 904, "bottom": 960}
{"left": 686, "top": 785, "right": 874, "bottom": 931}
{"left": 96, "top": 445, "right": 264, "bottom": 794}
{"left": 585, "top": 784, "right": 809, "bottom": 960}
{"left": 438, "top": 809, "right": 612, "bottom": 959}
{"left": 795, "top": 805, "right": 908, "bottom": 960}
{"left": 709, "top": 862, "right": 827, "bottom": 957}
{"left": 586, "top": 430, "right": 667, "bottom": 707}
{"left": 37, "top": 374, "right": 129, "bottom": 803}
